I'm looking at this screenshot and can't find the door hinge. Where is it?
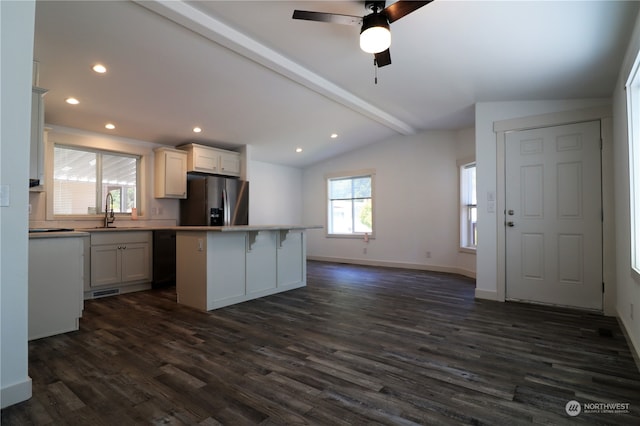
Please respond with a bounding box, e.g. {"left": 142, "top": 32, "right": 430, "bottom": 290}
{"left": 602, "top": 282, "right": 605, "bottom": 293}
{"left": 600, "top": 138, "right": 603, "bottom": 150}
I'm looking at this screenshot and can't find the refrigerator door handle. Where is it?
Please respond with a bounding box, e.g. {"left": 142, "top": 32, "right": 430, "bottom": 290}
{"left": 223, "top": 188, "right": 230, "bottom": 226}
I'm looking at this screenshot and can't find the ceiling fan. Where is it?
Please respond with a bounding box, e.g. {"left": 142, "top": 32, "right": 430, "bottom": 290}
{"left": 292, "top": 1, "right": 432, "bottom": 68}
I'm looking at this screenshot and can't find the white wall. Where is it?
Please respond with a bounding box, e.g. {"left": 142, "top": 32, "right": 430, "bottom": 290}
{"left": 1, "top": 0, "right": 35, "bottom": 408}
{"left": 302, "top": 129, "right": 476, "bottom": 277}
{"left": 248, "top": 160, "right": 302, "bottom": 225}
{"left": 474, "top": 98, "right": 612, "bottom": 301}
{"left": 612, "top": 11, "right": 640, "bottom": 362}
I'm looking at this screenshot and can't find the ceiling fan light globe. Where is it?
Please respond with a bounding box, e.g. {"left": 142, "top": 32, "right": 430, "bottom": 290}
{"left": 360, "top": 13, "right": 390, "bottom": 54}
{"left": 360, "top": 26, "right": 391, "bottom": 53}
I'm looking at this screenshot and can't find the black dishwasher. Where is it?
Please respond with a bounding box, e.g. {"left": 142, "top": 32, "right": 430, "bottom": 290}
{"left": 153, "top": 230, "right": 176, "bottom": 288}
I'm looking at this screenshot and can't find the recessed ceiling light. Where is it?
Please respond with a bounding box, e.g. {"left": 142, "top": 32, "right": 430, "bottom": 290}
{"left": 65, "top": 97, "right": 79, "bottom": 105}
{"left": 330, "top": 133, "right": 338, "bottom": 139}
{"left": 193, "top": 127, "right": 202, "bottom": 133}
{"left": 295, "top": 147, "right": 303, "bottom": 153}
{"left": 92, "top": 64, "right": 107, "bottom": 74}
{"left": 105, "top": 123, "right": 115, "bottom": 130}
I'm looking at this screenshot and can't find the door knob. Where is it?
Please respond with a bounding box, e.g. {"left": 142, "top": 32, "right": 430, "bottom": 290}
{"left": 508, "top": 210, "right": 515, "bottom": 216}
{"left": 507, "top": 221, "right": 515, "bottom": 227}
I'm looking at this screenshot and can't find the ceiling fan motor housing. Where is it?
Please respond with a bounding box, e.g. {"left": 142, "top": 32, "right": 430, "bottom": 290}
{"left": 365, "top": 1, "right": 386, "bottom": 14}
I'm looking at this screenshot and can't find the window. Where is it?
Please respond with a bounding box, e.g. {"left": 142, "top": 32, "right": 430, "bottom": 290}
{"left": 460, "top": 162, "right": 477, "bottom": 250}
{"left": 327, "top": 172, "right": 374, "bottom": 237}
{"left": 626, "top": 51, "right": 640, "bottom": 280}
{"left": 53, "top": 145, "right": 140, "bottom": 215}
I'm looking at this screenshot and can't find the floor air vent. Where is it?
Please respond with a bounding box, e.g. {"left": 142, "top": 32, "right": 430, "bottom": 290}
{"left": 92, "top": 288, "right": 120, "bottom": 298}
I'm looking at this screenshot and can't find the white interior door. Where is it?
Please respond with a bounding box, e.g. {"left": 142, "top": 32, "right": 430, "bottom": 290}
{"left": 505, "top": 120, "right": 602, "bottom": 310}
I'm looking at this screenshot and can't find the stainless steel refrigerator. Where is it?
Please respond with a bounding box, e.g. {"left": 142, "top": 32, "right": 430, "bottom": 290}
{"left": 180, "top": 174, "right": 249, "bottom": 226}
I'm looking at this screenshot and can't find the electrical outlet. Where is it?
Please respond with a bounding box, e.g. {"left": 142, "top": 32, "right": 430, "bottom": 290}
{"left": 426, "top": 251, "right": 431, "bottom": 259}
{"left": 363, "top": 247, "right": 367, "bottom": 255}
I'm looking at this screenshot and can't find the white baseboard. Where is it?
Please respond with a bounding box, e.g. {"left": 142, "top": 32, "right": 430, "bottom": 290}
{"left": 474, "top": 288, "right": 501, "bottom": 301}
{"left": 1, "top": 377, "right": 32, "bottom": 409}
{"left": 307, "top": 256, "right": 476, "bottom": 279}
{"left": 617, "top": 310, "right": 640, "bottom": 373}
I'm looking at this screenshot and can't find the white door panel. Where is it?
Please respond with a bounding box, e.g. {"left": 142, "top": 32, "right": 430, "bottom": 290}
{"left": 505, "top": 121, "right": 602, "bottom": 310}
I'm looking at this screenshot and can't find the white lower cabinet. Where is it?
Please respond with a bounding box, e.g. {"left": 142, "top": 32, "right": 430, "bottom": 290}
{"left": 29, "top": 235, "right": 87, "bottom": 340}
{"left": 89, "top": 231, "right": 152, "bottom": 297}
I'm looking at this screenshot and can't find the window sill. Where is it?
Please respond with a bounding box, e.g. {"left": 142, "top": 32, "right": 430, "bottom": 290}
{"left": 326, "top": 233, "right": 375, "bottom": 240}
{"left": 632, "top": 267, "right": 640, "bottom": 285}
{"left": 459, "top": 247, "right": 476, "bottom": 255}
{"left": 52, "top": 214, "right": 133, "bottom": 220}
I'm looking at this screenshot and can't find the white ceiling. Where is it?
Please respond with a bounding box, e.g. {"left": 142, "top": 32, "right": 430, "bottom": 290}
{"left": 33, "top": 1, "right": 639, "bottom": 168}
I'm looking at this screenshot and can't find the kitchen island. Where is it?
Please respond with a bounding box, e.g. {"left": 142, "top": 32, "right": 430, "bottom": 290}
{"left": 175, "top": 225, "right": 319, "bottom": 311}
{"left": 28, "top": 230, "right": 89, "bottom": 340}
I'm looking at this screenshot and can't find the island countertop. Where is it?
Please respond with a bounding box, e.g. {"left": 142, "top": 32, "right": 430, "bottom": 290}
{"left": 173, "top": 225, "right": 322, "bottom": 232}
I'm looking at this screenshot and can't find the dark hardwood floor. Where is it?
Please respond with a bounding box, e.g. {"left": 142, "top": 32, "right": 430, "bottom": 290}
{"left": 3, "top": 261, "right": 640, "bottom": 425}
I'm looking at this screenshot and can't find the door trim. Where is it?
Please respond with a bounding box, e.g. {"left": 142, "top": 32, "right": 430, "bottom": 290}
{"left": 494, "top": 105, "right": 615, "bottom": 314}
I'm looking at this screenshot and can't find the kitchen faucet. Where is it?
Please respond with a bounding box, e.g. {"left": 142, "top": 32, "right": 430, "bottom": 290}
{"left": 104, "top": 192, "right": 115, "bottom": 228}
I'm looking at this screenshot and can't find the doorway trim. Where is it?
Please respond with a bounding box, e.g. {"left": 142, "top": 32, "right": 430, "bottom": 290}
{"left": 494, "top": 105, "right": 616, "bottom": 315}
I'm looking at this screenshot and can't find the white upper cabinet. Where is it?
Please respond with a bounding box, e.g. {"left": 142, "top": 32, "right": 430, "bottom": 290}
{"left": 179, "top": 143, "right": 219, "bottom": 174}
{"left": 154, "top": 147, "right": 187, "bottom": 199}
{"left": 219, "top": 150, "right": 241, "bottom": 176}
{"left": 193, "top": 145, "right": 219, "bottom": 174}
{"left": 178, "top": 143, "right": 241, "bottom": 177}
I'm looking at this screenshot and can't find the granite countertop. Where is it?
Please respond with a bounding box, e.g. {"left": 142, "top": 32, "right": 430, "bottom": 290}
{"left": 29, "top": 230, "right": 90, "bottom": 239}
{"left": 32, "top": 225, "right": 323, "bottom": 235}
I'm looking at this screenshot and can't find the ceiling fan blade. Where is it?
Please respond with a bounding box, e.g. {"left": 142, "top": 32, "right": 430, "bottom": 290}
{"left": 292, "top": 10, "right": 362, "bottom": 26}
{"left": 375, "top": 49, "right": 391, "bottom": 67}
{"left": 383, "top": 1, "right": 432, "bottom": 23}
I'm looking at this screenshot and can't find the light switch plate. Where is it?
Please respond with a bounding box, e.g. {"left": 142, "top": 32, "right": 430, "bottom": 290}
{"left": 0, "top": 185, "right": 10, "bottom": 207}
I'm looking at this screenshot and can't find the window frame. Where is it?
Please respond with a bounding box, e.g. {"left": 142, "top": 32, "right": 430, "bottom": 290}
{"left": 48, "top": 142, "right": 141, "bottom": 220}
{"left": 459, "top": 159, "right": 477, "bottom": 253}
{"left": 626, "top": 50, "right": 640, "bottom": 283}
{"left": 325, "top": 169, "right": 375, "bottom": 239}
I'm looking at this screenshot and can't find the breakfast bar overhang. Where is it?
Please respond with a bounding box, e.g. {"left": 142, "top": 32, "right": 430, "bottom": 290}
{"left": 175, "top": 225, "right": 319, "bottom": 311}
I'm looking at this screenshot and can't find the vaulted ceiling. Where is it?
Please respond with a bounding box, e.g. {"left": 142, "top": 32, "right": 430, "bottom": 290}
{"left": 33, "top": 1, "right": 639, "bottom": 167}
